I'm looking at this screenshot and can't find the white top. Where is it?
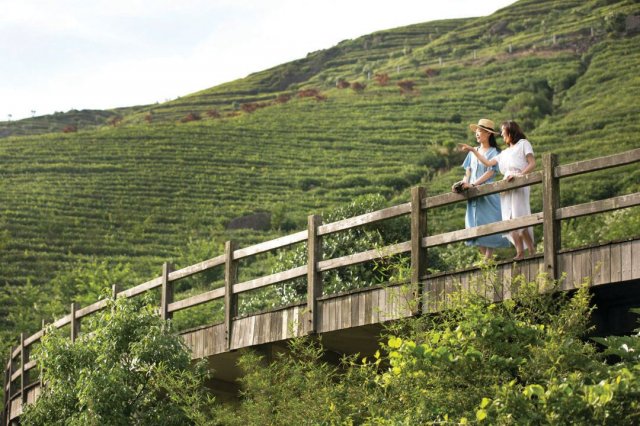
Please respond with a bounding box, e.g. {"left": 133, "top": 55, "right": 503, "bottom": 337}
{"left": 496, "top": 139, "right": 534, "bottom": 178}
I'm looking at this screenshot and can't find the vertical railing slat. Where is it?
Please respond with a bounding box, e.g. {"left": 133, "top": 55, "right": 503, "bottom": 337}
{"left": 411, "top": 186, "right": 428, "bottom": 315}
{"left": 224, "top": 241, "right": 238, "bottom": 351}
{"left": 160, "top": 262, "right": 173, "bottom": 320}
{"left": 20, "top": 333, "right": 27, "bottom": 406}
{"left": 543, "top": 154, "right": 560, "bottom": 281}
{"left": 307, "top": 215, "right": 323, "bottom": 334}
{"left": 70, "top": 302, "right": 80, "bottom": 343}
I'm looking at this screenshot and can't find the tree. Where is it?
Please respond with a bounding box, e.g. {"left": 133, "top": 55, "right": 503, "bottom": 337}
{"left": 22, "top": 296, "right": 216, "bottom": 426}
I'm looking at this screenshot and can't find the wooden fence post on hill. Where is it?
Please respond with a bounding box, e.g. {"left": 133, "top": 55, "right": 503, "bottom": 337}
{"left": 160, "top": 262, "right": 173, "bottom": 320}
{"left": 224, "top": 241, "right": 238, "bottom": 351}
{"left": 20, "top": 333, "right": 27, "bottom": 407}
{"left": 543, "top": 154, "right": 560, "bottom": 281}
{"left": 307, "top": 214, "right": 323, "bottom": 333}
{"left": 411, "top": 186, "right": 427, "bottom": 315}
{"left": 70, "top": 302, "right": 80, "bottom": 342}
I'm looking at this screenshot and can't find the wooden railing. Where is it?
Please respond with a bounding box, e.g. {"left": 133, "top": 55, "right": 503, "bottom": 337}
{"left": 3, "top": 148, "right": 640, "bottom": 423}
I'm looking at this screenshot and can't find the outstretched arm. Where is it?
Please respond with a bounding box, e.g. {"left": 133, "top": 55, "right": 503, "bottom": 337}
{"left": 458, "top": 144, "right": 498, "bottom": 167}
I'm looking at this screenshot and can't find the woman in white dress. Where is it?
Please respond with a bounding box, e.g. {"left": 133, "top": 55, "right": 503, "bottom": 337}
{"left": 459, "top": 121, "right": 536, "bottom": 260}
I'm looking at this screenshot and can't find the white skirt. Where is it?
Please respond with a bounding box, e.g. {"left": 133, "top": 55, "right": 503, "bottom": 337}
{"left": 500, "top": 186, "right": 534, "bottom": 245}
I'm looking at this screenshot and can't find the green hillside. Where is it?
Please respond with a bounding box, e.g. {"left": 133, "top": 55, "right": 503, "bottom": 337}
{"left": 1, "top": 0, "right": 639, "bottom": 361}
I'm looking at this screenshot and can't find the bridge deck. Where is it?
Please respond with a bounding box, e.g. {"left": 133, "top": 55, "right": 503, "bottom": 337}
{"left": 179, "top": 238, "right": 639, "bottom": 394}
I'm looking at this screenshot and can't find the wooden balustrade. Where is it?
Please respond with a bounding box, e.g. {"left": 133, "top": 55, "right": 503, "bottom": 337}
{"left": 3, "top": 148, "right": 640, "bottom": 423}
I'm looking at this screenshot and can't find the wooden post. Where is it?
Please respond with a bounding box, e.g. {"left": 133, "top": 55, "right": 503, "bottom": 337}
{"left": 111, "top": 283, "right": 120, "bottom": 299}
{"left": 3, "top": 347, "right": 13, "bottom": 426}
{"left": 307, "top": 215, "right": 323, "bottom": 334}
{"left": 20, "top": 333, "right": 27, "bottom": 406}
{"left": 70, "top": 302, "right": 80, "bottom": 343}
{"left": 160, "top": 262, "right": 173, "bottom": 320}
{"left": 224, "top": 241, "right": 238, "bottom": 351}
{"left": 411, "top": 186, "right": 428, "bottom": 315}
{"left": 543, "top": 153, "right": 560, "bottom": 281}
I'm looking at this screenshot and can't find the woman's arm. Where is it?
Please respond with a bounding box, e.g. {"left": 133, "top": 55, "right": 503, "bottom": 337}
{"left": 458, "top": 144, "right": 498, "bottom": 167}
{"left": 472, "top": 169, "right": 495, "bottom": 186}
{"left": 521, "top": 153, "right": 536, "bottom": 174}
{"left": 506, "top": 153, "right": 536, "bottom": 181}
{"left": 452, "top": 168, "right": 472, "bottom": 192}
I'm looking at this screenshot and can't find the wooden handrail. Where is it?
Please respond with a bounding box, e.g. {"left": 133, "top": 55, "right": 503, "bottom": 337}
{"left": 4, "top": 148, "right": 640, "bottom": 422}
{"left": 554, "top": 148, "right": 640, "bottom": 178}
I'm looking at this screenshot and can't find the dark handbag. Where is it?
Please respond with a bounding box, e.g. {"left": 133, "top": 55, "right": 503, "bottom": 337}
{"left": 453, "top": 181, "right": 467, "bottom": 193}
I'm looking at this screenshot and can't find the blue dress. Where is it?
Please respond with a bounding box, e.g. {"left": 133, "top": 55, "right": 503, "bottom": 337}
{"left": 462, "top": 148, "right": 510, "bottom": 248}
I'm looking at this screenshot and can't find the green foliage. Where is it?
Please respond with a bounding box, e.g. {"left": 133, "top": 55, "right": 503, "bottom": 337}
{"left": 220, "top": 271, "right": 640, "bottom": 424}
{"left": 503, "top": 91, "right": 553, "bottom": 130}
{"left": 2, "top": 0, "right": 640, "bottom": 383}
{"left": 22, "top": 296, "right": 215, "bottom": 426}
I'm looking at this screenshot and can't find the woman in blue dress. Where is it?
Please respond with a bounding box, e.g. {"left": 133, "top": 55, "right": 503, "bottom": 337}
{"left": 452, "top": 119, "right": 510, "bottom": 258}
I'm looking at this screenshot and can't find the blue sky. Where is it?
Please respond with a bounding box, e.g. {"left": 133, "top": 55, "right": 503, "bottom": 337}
{"left": 1, "top": 0, "right": 516, "bottom": 121}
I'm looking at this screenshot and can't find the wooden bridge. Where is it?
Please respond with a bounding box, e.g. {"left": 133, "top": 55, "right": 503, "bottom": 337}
{"left": 3, "top": 149, "right": 640, "bottom": 423}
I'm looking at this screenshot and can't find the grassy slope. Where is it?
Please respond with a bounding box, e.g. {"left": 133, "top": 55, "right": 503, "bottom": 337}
{"left": 1, "top": 0, "right": 639, "bottom": 355}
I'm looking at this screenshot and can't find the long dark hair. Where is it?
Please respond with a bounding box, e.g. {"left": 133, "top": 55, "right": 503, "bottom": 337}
{"left": 488, "top": 134, "right": 500, "bottom": 152}
{"left": 501, "top": 120, "right": 527, "bottom": 146}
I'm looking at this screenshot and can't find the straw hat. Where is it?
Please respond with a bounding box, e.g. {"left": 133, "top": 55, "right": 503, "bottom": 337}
{"left": 469, "top": 118, "right": 499, "bottom": 135}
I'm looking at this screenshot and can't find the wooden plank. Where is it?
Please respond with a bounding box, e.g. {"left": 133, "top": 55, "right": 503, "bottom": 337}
{"left": 633, "top": 240, "right": 640, "bottom": 280}
{"left": 591, "top": 245, "right": 609, "bottom": 286}
{"left": 621, "top": 241, "right": 633, "bottom": 281}
{"left": 224, "top": 241, "right": 238, "bottom": 351}
{"left": 559, "top": 252, "right": 572, "bottom": 290}
{"left": 542, "top": 154, "right": 560, "bottom": 280}
{"left": 51, "top": 314, "right": 71, "bottom": 330}
{"left": 75, "top": 299, "right": 108, "bottom": 319}
{"left": 168, "top": 287, "right": 225, "bottom": 313}
{"left": 332, "top": 298, "right": 339, "bottom": 331}
{"left": 281, "top": 308, "right": 290, "bottom": 339}
{"left": 555, "top": 148, "right": 640, "bottom": 178}
{"left": 351, "top": 293, "right": 360, "bottom": 328}
{"left": 23, "top": 361, "right": 36, "bottom": 373}
{"left": 557, "top": 193, "right": 640, "bottom": 220}
{"left": 23, "top": 330, "right": 44, "bottom": 347}
{"left": 581, "top": 250, "right": 592, "bottom": 287}
{"left": 317, "top": 241, "right": 411, "bottom": 272}
{"left": 364, "top": 291, "right": 373, "bottom": 326}
{"left": 572, "top": 251, "right": 583, "bottom": 289}
{"left": 307, "top": 214, "right": 322, "bottom": 334}
{"left": 378, "top": 288, "right": 387, "bottom": 322}
{"left": 610, "top": 243, "right": 622, "bottom": 283}
{"left": 233, "top": 266, "right": 307, "bottom": 294}
{"left": 160, "top": 262, "right": 173, "bottom": 320}
{"left": 272, "top": 311, "right": 283, "bottom": 342}
{"left": 119, "top": 276, "right": 163, "bottom": 298}
{"left": 233, "top": 230, "right": 308, "bottom": 260}
{"left": 411, "top": 186, "right": 427, "bottom": 315}
{"left": 424, "top": 213, "right": 544, "bottom": 248}
{"left": 423, "top": 171, "right": 543, "bottom": 209}
{"left": 317, "top": 203, "right": 411, "bottom": 236}
{"left": 168, "top": 255, "right": 225, "bottom": 281}
{"left": 341, "top": 296, "right": 351, "bottom": 329}
{"left": 371, "top": 288, "right": 380, "bottom": 323}
{"left": 358, "top": 293, "right": 367, "bottom": 326}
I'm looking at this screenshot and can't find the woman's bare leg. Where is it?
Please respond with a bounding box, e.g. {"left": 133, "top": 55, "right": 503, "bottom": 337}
{"left": 521, "top": 229, "right": 535, "bottom": 255}
{"left": 511, "top": 231, "right": 524, "bottom": 260}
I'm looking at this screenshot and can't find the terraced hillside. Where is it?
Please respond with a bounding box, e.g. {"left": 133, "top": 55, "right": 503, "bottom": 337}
{"left": 1, "top": 0, "right": 639, "bottom": 363}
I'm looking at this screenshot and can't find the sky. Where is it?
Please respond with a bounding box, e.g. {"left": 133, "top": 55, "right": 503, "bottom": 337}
{"left": 1, "top": 0, "right": 516, "bottom": 121}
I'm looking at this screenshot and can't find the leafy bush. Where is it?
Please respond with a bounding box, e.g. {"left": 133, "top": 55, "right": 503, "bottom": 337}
{"left": 22, "top": 296, "right": 215, "bottom": 425}
{"left": 503, "top": 91, "right": 552, "bottom": 130}
{"left": 223, "top": 271, "right": 640, "bottom": 425}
